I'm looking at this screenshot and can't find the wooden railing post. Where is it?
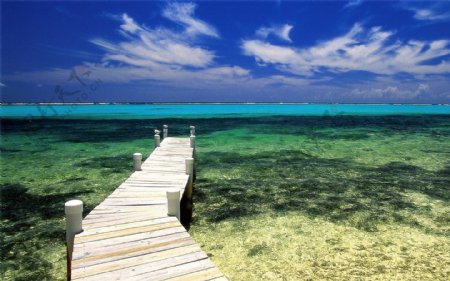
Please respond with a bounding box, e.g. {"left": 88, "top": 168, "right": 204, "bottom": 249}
{"left": 185, "top": 157, "right": 194, "bottom": 184}
{"left": 189, "top": 125, "right": 196, "bottom": 170}
{"left": 154, "top": 129, "right": 161, "bottom": 148}
{"left": 163, "top": 125, "right": 168, "bottom": 139}
{"left": 190, "top": 135, "right": 196, "bottom": 149}
{"left": 65, "top": 199, "right": 83, "bottom": 281}
{"left": 185, "top": 158, "right": 194, "bottom": 176}
{"left": 166, "top": 190, "right": 180, "bottom": 220}
{"left": 185, "top": 157, "right": 194, "bottom": 198}
{"left": 133, "top": 153, "right": 142, "bottom": 171}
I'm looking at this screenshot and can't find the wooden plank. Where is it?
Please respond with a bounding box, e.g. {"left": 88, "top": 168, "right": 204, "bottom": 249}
{"left": 74, "top": 227, "right": 190, "bottom": 259}
{"left": 73, "top": 232, "right": 194, "bottom": 263}
{"left": 98, "top": 200, "right": 166, "bottom": 206}
{"left": 165, "top": 267, "right": 225, "bottom": 281}
{"left": 124, "top": 258, "right": 216, "bottom": 281}
{"left": 72, "top": 239, "right": 200, "bottom": 269}
{"left": 74, "top": 226, "right": 187, "bottom": 253}
{"left": 82, "top": 215, "right": 168, "bottom": 229}
{"left": 70, "top": 136, "right": 226, "bottom": 280}
{"left": 209, "top": 277, "right": 229, "bottom": 281}
{"left": 92, "top": 204, "right": 156, "bottom": 210}
{"left": 77, "top": 217, "right": 176, "bottom": 236}
{"left": 72, "top": 246, "right": 204, "bottom": 279}
{"left": 75, "top": 221, "right": 180, "bottom": 243}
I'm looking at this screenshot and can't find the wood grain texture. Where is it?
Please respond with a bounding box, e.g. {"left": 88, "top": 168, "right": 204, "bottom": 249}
{"left": 70, "top": 137, "right": 226, "bottom": 280}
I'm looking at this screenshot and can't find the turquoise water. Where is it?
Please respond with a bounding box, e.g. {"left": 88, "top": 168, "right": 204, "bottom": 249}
{"left": 2, "top": 104, "right": 449, "bottom": 280}
{"left": 1, "top": 104, "right": 449, "bottom": 119}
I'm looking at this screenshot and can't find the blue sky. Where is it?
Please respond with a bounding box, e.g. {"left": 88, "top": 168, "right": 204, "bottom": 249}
{"left": 1, "top": 1, "right": 450, "bottom": 103}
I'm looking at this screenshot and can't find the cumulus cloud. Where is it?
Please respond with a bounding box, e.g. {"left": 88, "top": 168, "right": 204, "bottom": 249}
{"left": 256, "top": 24, "right": 293, "bottom": 42}
{"left": 242, "top": 23, "right": 450, "bottom": 76}
{"left": 0, "top": 82, "right": 6, "bottom": 87}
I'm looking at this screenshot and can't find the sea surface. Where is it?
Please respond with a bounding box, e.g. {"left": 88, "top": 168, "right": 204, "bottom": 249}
{"left": 1, "top": 103, "right": 449, "bottom": 119}
{"left": 1, "top": 103, "right": 449, "bottom": 280}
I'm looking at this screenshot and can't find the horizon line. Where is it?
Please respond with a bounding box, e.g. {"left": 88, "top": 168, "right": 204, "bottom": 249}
{"left": 1, "top": 102, "right": 449, "bottom": 106}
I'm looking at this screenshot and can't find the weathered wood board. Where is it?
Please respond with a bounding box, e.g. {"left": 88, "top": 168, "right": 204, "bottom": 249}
{"left": 71, "top": 137, "right": 226, "bottom": 280}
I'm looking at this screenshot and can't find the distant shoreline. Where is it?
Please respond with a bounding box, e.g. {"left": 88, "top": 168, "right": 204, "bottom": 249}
{"left": 1, "top": 102, "right": 449, "bottom": 106}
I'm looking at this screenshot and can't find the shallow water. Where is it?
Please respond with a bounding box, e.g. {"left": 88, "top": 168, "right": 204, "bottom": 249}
{"left": 1, "top": 103, "right": 450, "bottom": 119}
{"left": 1, "top": 113, "right": 449, "bottom": 280}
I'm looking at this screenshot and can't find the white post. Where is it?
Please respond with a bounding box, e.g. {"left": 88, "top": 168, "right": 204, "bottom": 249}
{"left": 185, "top": 158, "right": 194, "bottom": 199}
{"left": 154, "top": 134, "right": 160, "bottom": 148}
{"left": 133, "top": 153, "right": 142, "bottom": 171}
{"left": 190, "top": 135, "right": 196, "bottom": 149}
{"left": 65, "top": 200, "right": 83, "bottom": 258}
{"left": 166, "top": 190, "right": 180, "bottom": 220}
{"left": 190, "top": 125, "right": 195, "bottom": 136}
{"left": 163, "top": 125, "right": 168, "bottom": 139}
{"left": 185, "top": 158, "right": 194, "bottom": 176}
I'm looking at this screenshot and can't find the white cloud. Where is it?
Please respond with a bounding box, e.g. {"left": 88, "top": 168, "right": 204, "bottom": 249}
{"left": 5, "top": 3, "right": 248, "bottom": 90}
{"left": 257, "top": 75, "right": 310, "bottom": 87}
{"left": 343, "top": 0, "right": 363, "bottom": 10}
{"left": 4, "top": 62, "right": 251, "bottom": 91}
{"left": 410, "top": 8, "right": 450, "bottom": 22}
{"left": 120, "top": 13, "right": 141, "bottom": 33}
{"left": 0, "top": 82, "right": 6, "bottom": 87}
{"left": 256, "top": 24, "right": 293, "bottom": 42}
{"left": 4, "top": 3, "right": 450, "bottom": 102}
{"left": 350, "top": 84, "right": 428, "bottom": 100}
{"left": 242, "top": 23, "right": 450, "bottom": 76}
{"left": 242, "top": 40, "right": 299, "bottom": 64}
{"left": 416, "top": 83, "right": 429, "bottom": 94}
{"left": 91, "top": 8, "right": 217, "bottom": 69}
{"left": 162, "top": 2, "right": 219, "bottom": 38}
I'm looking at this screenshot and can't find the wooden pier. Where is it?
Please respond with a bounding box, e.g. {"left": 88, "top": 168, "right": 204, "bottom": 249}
{"left": 66, "top": 128, "right": 227, "bottom": 280}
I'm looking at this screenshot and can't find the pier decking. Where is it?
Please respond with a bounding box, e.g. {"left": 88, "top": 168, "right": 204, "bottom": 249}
{"left": 68, "top": 136, "right": 227, "bottom": 280}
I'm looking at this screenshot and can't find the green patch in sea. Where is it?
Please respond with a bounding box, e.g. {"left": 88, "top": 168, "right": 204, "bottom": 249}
{"left": 1, "top": 115, "right": 449, "bottom": 280}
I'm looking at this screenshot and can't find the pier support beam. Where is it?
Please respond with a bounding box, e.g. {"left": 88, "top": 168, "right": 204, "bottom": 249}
{"left": 190, "top": 125, "right": 195, "bottom": 136}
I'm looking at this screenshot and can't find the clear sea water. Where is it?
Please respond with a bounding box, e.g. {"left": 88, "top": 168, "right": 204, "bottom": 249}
{"left": 2, "top": 103, "right": 449, "bottom": 280}
{"left": 1, "top": 104, "right": 449, "bottom": 119}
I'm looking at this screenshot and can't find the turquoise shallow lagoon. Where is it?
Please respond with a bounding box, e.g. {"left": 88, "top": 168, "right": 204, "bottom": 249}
{"left": 1, "top": 103, "right": 449, "bottom": 119}
{"left": 1, "top": 104, "right": 449, "bottom": 280}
